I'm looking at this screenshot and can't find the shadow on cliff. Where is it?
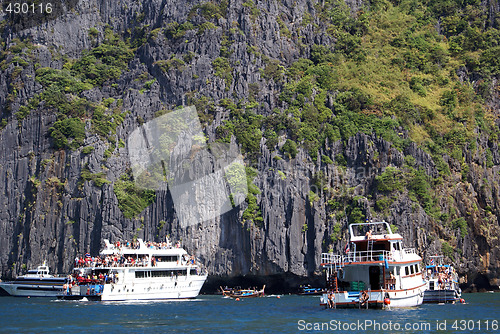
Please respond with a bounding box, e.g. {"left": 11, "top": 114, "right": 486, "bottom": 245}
{"left": 462, "top": 272, "right": 500, "bottom": 293}
{"left": 201, "top": 272, "right": 325, "bottom": 295}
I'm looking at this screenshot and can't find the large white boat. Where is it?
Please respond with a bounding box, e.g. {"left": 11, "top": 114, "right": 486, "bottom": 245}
{"left": 62, "top": 238, "right": 207, "bottom": 301}
{"left": 320, "top": 221, "right": 426, "bottom": 309}
{"left": 0, "top": 262, "right": 68, "bottom": 297}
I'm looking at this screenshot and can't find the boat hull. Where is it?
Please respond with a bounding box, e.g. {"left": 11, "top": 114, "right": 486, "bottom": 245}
{"left": 226, "top": 292, "right": 264, "bottom": 298}
{"left": 67, "top": 275, "right": 207, "bottom": 301}
{"left": 222, "top": 286, "right": 265, "bottom": 299}
{"left": 298, "top": 292, "right": 324, "bottom": 296}
{"left": 320, "top": 285, "right": 425, "bottom": 309}
{"left": 0, "top": 282, "right": 65, "bottom": 297}
{"left": 423, "top": 289, "right": 460, "bottom": 303}
{"left": 298, "top": 288, "right": 325, "bottom": 296}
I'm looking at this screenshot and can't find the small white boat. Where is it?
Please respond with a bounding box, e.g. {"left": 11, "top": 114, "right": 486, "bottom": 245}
{"left": 423, "top": 255, "right": 462, "bottom": 303}
{"left": 0, "top": 262, "right": 68, "bottom": 297}
{"left": 320, "top": 221, "right": 426, "bottom": 309}
{"left": 298, "top": 285, "right": 325, "bottom": 295}
{"left": 221, "top": 286, "right": 265, "bottom": 298}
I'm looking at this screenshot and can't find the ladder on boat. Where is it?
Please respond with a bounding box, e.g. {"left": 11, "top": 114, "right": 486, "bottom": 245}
{"left": 368, "top": 239, "right": 374, "bottom": 261}
{"left": 327, "top": 275, "right": 339, "bottom": 292}
{"left": 322, "top": 253, "right": 343, "bottom": 292}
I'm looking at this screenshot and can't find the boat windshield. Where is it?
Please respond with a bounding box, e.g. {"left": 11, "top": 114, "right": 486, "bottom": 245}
{"left": 350, "top": 222, "right": 391, "bottom": 238}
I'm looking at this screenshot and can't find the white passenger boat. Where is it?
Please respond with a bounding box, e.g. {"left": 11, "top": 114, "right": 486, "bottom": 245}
{"left": 0, "top": 262, "right": 68, "bottom": 297}
{"left": 423, "top": 255, "right": 462, "bottom": 303}
{"left": 62, "top": 238, "right": 207, "bottom": 301}
{"left": 320, "top": 221, "right": 426, "bottom": 309}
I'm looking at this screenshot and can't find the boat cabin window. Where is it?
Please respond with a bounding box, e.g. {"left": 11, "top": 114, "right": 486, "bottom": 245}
{"left": 190, "top": 269, "right": 197, "bottom": 276}
{"left": 156, "top": 256, "right": 178, "bottom": 262}
{"left": 135, "top": 271, "right": 150, "bottom": 278}
{"left": 393, "top": 242, "right": 401, "bottom": 251}
{"left": 149, "top": 271, "right": 158, "bottom": 278}
{"left": 152, "top": 271, "right": 168, "bottom": 278}
{"left": 351, "top": 223, "right": 390, "bottom": 238}
{"left": 373, "top": 243, "right": 388, "bottom": 251}
{"left": 354, "top": 240, "right": 390, "bottom": 252}
{"left": 135, "top": 270, "right": 188, "bottom": 278}
{"left": 410, "top": 265, "right": 415, "bottom": 275}
{"left": 405, "top": 266, "right": 409, "bottom": 276}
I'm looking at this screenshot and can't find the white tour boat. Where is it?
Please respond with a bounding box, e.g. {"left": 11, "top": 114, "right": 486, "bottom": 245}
{"left": 423, "top": 255, "right": 462, "bottom": 303}
{"left": 320, "top": 221, "right": 426, "bottom": 309}
{"left": 62, "top": 238, "right": 207, "bottom": 301}
{"left": 0, "top": 262, "right": 68, "bottom": 297}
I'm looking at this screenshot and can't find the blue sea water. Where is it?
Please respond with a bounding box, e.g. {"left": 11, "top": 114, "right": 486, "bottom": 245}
{"left": 0, "top": 293, "right": 499, "bottom": 333}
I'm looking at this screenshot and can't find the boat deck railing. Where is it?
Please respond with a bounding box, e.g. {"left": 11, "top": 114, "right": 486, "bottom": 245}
{"left": 103, "top": 239, "right": 185, "bottom": 252}
{"left": 322, "top": 250, "right": 394, "bottom": 267}
{"left": 321, "top": 253, "right": 343, "bottom": 266}
{"left": 75, "top": 261, "right": 198, "bottom": 269}
{"left": 345, "top": 250, "right": 394, "bottom": 263}
{"left": 322, "top": 246, "right": 419, "bottom": 267}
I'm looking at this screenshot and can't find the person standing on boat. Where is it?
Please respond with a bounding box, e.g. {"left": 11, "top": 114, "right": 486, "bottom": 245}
{"left": 389, "top": 272, "right": 396, "bottom": 290}
{"left": 438, "top": 273, "right": 444, "bottom": 289}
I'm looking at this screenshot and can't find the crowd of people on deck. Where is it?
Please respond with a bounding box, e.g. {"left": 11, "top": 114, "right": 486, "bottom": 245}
{"left": 423, "top": 265, "right": 457, "bottom": 289}
{"left": 72, "top": 238, "right": 195, "bottom": 269}
{"left": 74, "top": 254, "right": 155, "bottom": 268}
{"left": 110, "top": 239, "right": 182, "bottom": 251}
{"left": 62, "top": 271, "right": 119, "bottom": 293}
{"left": 74, "top": 272, "right": 118, "bottom": 285}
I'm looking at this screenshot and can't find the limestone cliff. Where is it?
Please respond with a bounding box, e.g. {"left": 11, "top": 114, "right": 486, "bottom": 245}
{"left": 0, "top": 0, "right": 499, "bottom": 292}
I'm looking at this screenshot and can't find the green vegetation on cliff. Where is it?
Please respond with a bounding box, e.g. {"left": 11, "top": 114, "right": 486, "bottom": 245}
{"left": 9, "top": 28, "right": 132, "bottom": 151}
{"left": 114, "top": 174, "right": 157, "bottom": 219}
{"left": 214, "top": 0, "right": 498, "bottom": 166}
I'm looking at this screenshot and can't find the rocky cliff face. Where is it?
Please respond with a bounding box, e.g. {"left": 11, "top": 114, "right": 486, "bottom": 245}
{"left": 0, "top": 0, "right": 499, "bottom": 292}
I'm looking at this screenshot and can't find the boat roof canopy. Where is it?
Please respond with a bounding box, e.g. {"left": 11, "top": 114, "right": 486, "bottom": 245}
{"left": 426, "top": 264, "right": 451, "bottom": 269}
{"left": 349, "top": 221, "right": 402, "bottom": 241}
